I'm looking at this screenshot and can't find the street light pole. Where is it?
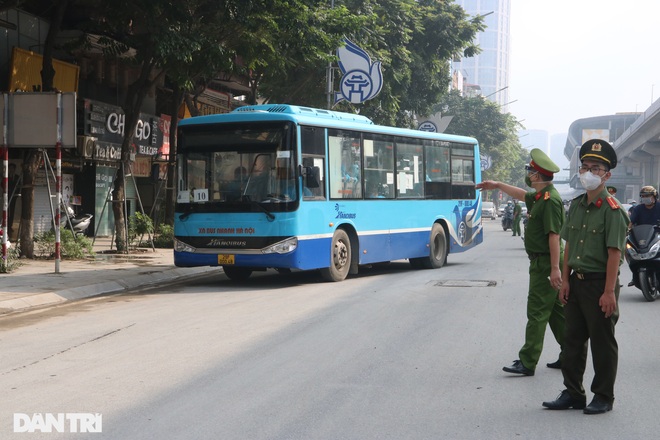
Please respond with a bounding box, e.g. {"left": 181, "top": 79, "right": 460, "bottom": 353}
{"left": 484, "top": 86, "right": 508, "bottom": 99}
{"left": 326, "top": 0, "right": 336, "bottom": 109}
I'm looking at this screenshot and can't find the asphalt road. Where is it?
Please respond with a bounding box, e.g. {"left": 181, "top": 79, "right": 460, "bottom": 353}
{"left": 1, "top": 219, "right": 660, "bottom": 439}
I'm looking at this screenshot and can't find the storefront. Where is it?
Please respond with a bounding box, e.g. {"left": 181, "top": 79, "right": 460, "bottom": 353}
{"left": 76, "top": 99, "right": 165, "bottom": 237}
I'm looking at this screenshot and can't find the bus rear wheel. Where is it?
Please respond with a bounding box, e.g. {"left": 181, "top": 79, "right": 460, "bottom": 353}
{"left": 320, "top": 229, "right": 351, "bottom": 282}
{"left": 411, "top": 223, "right": 447, "bottom": 269}
{"left": 223, "top": 266, "right": 252, "bottom": 280}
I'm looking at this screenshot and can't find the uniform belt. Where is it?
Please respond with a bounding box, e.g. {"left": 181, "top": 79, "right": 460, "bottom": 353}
{"left": 571, "top": 271, "right": 607, "bottom": 281}
{"left": 527, "top": 252, "right": 549, "bottom": 260}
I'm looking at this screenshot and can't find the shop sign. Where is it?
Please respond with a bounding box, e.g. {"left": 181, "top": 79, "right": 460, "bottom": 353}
{"left": 81, "top": 99, "right": 163, "bottom": 157}
{"left": 94, "top": 141, "right": 122, "bottom": 161}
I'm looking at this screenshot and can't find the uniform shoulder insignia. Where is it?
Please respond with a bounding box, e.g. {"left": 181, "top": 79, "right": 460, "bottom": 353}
{"left": 606, "top": 196, "right": 619, "bottom": 209}
{"left": 544, "top": 191, "right": 550, "bottom": 200}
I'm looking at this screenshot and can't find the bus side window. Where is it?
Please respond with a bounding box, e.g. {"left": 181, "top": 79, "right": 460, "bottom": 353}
{"left": 396, "top": 141, "right": 424, "bottom": 199}
{"left": 328, "top": 129, "right": 362, "bottom": 199}
{"left": 364, "top": 135, "right": 394, "bottom": 199}
{"left": 424, "top": 143, "right": 451, "bottom": 199}
{"left": 450, "top": 144, "right": 476, "bottom": 200}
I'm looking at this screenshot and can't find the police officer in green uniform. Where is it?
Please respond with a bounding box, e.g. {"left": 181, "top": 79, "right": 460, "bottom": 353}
{"left": 512, "top": 200, "right": 522, "bottom": 236}
{"left": 542, "top": 139, "right": 629, "bottom": 415}
{"left": 476, "top": 148, "right": 565, "bottom": 376}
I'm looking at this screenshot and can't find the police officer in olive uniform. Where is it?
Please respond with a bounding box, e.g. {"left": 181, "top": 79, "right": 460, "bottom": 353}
{"left": 512, "top": 200, "right": 522, "bottom": 236}
{"left": 476, "top": 148, "right": 565, "bottom": 376}
{"left": 542, "top": 139, "right": 629, "bottom": 415}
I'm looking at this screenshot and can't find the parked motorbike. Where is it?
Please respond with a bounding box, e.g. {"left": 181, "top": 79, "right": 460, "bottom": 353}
{"left": 501, "top": 206, "right": 513, "bottom": 231}
{"left": 625, "top": 223, "right": 660, "bottom": 301}
{"left": 62, "top": 205, "right": 93, "bottom": 236}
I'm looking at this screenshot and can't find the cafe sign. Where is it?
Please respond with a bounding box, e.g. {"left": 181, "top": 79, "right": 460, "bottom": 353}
{"left": 81, "top": 99, "right": 163, "bottom": 160}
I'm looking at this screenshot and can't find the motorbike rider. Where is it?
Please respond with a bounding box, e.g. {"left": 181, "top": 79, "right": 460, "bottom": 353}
{"left": 629, "top": 186, "right": 660, "bottom": 227}
{"left": 627, "top": 186, "right": 660, "bottom": 286}
{"left": 502, "top": 200, "right": 514, "bottom": 229}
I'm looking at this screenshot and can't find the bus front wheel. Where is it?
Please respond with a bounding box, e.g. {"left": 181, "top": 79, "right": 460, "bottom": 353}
{"left": 320, "top": 229, "right": 351, "bottom": 282}
{"left": 411, "top": 223, "right": 447, "bottom": 269}
{"left": 223, "top": 266, "right": 252, "bottom": 280}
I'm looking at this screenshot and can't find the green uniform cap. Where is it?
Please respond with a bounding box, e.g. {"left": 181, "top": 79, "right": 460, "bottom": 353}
{"left": 529, "top": 148, "right": 560, "bottom": 176}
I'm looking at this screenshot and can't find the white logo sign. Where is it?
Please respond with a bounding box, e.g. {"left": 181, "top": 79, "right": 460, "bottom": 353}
{"left": 418, "top": 121, "right": 437, "bottom": 132}
{"left": 334, "top": 38, "right": 383, "bottom": 105}
{"left": 481, "top": 154, "right": 492, "bottom": 171}
{"left": 14, "top": 413, "right": 103, "bottom": 433}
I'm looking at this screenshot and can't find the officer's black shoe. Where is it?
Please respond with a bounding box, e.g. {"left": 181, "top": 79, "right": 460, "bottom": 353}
{"left": 546, "top": 358, "right": 561, "bottom": 369}
{"left": 583, "top": 396, "right": 613, "bottom": 414}
{"left": 542, "top": 390, "right": 586, "bottom": 410}
{"left": 502, "top": 360, "right": 534, "bottom": 376}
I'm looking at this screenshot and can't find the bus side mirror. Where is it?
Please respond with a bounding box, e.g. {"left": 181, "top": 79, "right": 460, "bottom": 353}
{"left": 302, "top": 166, "right": 320, "bottom": 188}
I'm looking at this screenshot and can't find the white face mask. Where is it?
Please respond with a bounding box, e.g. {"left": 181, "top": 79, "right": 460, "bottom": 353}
{"left": 579, "top": 171, "right": 603, "bottom": 191}
{"left": 641, "top": 196, "right": 654, "bottom": 206}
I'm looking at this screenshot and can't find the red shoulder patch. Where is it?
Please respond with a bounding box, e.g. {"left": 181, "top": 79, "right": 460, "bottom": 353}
{"left": 606, "top": 196, "right": 619, "bottom": 209}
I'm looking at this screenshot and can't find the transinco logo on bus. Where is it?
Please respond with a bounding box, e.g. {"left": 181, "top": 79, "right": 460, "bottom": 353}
{"left": 13, "top": 413, "right": 102, "bottom": 433}
{"left": 334, "top": 203, "right": 356, "bottom": 219}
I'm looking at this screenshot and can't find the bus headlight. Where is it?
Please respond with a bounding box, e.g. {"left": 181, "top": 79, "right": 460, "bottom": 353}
{"left": 174, "top": 238, "right": 196, "bottom": 253}
{"left": 262, "top": 237, "right": 298, "bottom": 254}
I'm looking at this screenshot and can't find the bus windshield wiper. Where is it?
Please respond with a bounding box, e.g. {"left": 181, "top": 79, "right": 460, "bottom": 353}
{"left": 242, "top": 195, "right": 275, "bottom": 221}
{"left": 178, "top": 204, "right": 196, "bottom": 221}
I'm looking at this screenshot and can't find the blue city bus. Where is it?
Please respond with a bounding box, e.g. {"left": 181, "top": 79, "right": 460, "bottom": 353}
{"left": 174, "top": 104, "right": 483, "bottom": 281}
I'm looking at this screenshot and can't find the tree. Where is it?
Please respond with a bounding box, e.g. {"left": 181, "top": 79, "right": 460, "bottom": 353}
{"left": 243, "top": 1, "right": 371, "bottom": 106}
{"left": 259, "top": 0, "right": 484, "bottom": 127}
{"left": 436, "top": 90, "right": 527, "bottom": 189}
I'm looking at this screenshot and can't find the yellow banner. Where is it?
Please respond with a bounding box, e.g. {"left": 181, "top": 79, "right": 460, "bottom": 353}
{"left": 9, "top": 47, "right": 79, "bottom": 92}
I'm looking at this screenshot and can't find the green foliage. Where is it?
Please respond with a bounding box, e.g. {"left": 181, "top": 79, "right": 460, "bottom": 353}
{"left": 0, "top": 245, "right": 22, "bottom": 274}
{"left": 128, "top": 212, "right": 155, "bottom": 247}
{"left": 33, "top": 229, "right": 94, "bottom": 260}
{"left": 437, "top": 90, "right": 527, "bottom": 187}
{"left": 152, "top": 224, "right": 174, "bottom": 248}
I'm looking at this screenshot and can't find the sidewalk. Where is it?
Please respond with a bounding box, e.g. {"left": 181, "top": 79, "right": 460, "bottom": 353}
{"left": 0, "top": 238, "right": 217, "bottom": 315}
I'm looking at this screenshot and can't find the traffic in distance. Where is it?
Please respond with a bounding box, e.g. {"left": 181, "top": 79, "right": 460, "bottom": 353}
{"left": 174, "top": 104, "right": 484, "bottom": 281}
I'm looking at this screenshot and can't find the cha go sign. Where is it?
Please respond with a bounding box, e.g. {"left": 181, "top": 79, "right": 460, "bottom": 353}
{"left": 81, "top": 99, "right": 163, "bottom": 160}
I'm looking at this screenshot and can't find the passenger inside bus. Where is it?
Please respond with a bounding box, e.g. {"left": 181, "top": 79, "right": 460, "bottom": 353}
{"left": 225, "top": 166, "right": 247, "bottom": 201}
{"left": 244, "top": 153, "right": 272, "bottom": 200}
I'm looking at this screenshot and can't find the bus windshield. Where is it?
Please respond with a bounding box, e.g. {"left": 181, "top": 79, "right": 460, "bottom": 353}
{"left": 177, "top": 122, "right": 298, "bottom": 213}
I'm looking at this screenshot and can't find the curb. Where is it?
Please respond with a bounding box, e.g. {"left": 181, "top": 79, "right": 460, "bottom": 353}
{"left": 0, "top": 266, "right": 218, "bottom": 315}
